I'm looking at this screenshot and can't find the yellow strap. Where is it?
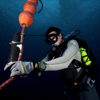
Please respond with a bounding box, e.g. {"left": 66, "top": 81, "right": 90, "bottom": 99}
{"left": 20, "top": 61, "right": 25, "bottom": 73}
{"left": 35, "top": 63, "right": 38, "bottom": 68}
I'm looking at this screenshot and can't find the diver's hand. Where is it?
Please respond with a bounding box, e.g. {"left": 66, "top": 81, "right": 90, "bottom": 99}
{"left": 5, "top": 61, "right": 34, "bottom": 77}
{"left": 4, "top": 62, "right": 15, "bottom": 72}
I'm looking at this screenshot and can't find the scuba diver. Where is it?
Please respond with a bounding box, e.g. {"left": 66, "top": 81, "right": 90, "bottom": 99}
{"left": 4, "top": 26, "right": 99, "bottom": 100}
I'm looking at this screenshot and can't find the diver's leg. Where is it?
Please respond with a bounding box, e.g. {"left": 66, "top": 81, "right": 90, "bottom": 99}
{"left": 78, "top": 85, "right": 99, "bottom": 100}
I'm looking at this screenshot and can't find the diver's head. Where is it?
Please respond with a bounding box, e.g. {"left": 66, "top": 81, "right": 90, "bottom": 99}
{"left": 45, "top": 26, "right": 63, "bottom": 46}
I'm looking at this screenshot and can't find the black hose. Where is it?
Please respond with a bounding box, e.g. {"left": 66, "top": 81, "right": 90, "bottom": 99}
{"left": 38, "top": 0, "right": 43, "bottom": 13}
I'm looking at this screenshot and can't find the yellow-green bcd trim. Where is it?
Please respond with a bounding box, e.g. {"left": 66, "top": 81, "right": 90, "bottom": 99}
{"left": 79, "top": 48, "right": 92, "bottom": 66}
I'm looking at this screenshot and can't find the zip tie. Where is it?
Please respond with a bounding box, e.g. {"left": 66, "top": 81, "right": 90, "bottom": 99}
{"left": 21, "top": 34, "right": 24, "bottom": 36}
{"left": 19, "top": 53, "right": 22, "bottom": 55}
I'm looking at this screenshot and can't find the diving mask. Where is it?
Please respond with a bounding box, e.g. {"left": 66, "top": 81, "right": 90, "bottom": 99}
{"left": 45, "top": 33, "right": 59, "bottom": 44}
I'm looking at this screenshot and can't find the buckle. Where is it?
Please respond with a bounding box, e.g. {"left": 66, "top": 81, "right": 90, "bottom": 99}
{"left": 86, "top": 77, "right": 95, "bottom": 87}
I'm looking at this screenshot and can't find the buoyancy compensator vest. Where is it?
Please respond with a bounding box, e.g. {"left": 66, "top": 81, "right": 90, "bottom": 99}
{"left": 48, "top": 30, "right": 98, "bottom": 83}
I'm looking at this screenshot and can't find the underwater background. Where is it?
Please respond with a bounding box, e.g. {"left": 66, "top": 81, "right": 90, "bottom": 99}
{"left": 0, "top": 0, "right": 100, "bottom": 100}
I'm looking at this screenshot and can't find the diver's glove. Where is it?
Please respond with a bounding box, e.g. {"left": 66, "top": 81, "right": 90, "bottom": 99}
{"left": 4, "top": 61, "right": 46, "bottom": 77}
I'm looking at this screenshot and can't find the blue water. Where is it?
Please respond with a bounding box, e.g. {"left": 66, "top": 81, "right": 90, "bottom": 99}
{"left": 0, "top": 0, "right": 100, "bottom": 100}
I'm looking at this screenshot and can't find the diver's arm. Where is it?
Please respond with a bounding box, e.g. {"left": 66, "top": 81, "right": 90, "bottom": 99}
{"left": 4, "top": 40, "right": 79, "bottom": 77}
{"left": 44, "top": 40, "right": 79, "bottom": 71}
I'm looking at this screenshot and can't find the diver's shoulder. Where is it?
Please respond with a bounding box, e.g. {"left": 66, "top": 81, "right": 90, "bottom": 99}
{"left": 67, "top": 39, "right": 78, "bottom": 46}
